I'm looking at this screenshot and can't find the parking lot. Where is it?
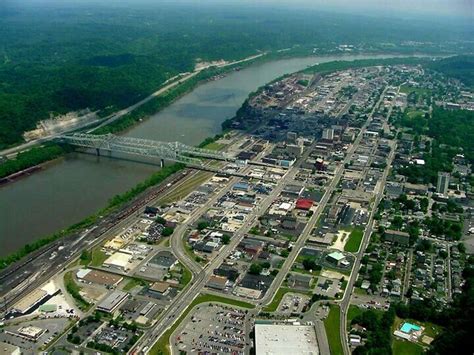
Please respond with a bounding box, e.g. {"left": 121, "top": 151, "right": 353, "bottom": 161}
{"left": 0, "top": 318, "right": 69, "bottom": 353}
{"left": 277, "top": 293, "right": 310, "bottom": 314}
{"left": 172, "top": 304, "right": 250, "bottom": 354}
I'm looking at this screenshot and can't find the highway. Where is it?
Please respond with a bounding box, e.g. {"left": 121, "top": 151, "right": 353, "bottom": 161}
{"left": 0, "top": 169, "right": 191, "bottom": 315}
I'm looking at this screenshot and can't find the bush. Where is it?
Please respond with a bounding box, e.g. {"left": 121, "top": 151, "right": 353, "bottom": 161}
{"left": 222, "top": 235, "right": 231, "bottom": 244}
{"left": 249, "top": 263, "right": 262, "bottom": 275}
{"left": 197, "top": 221, "right": 209, "bottom": 231}
{"left": 162, "top": 227, "right": 174, "bottom": 237}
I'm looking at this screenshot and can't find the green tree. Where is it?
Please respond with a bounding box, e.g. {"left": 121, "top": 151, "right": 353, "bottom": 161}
{"left": 249, "top": 263, "right": 262, "bottom": 275}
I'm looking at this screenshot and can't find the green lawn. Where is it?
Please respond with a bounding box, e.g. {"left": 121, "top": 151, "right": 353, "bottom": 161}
{"left": 347, "top": 305, "right": 364, "bottom": 328}
{"left": 204, "top": 142, "right": 225, "bottom": 151}
{"left": 324, "top": 305, "right": 343, "bottom": 355}
{"left": 291, "top": 266, "right": 321, "bottom": 277}
{"left": 406, "top": 110, "right": 424, "bottom": 119}
{"left": 160, "top": 171, "right": 212, "bottom": 203}
{"left": 354, "top": 287, "right": 368, "bottom": 295}
{"left": 150, "top": 293, "right": 254, "bottom": 355}
{"left": 344, "top": 228, "right": 364, "bottom": 252}
{"left": 89, "top": 247, "right": 108, "bottom": 267}
{"left": 64, "top": 272, "right": 91, "bottom": 311}
{"left": 392, "top": 339, "right": 424, "bottom": 355}
{"left": 179, "top": 265, "right": 193, "bottom": 289}
{"left": 123, "top": 277, "right": 148, "bottom": 291}
{"left": 399, "top": 85, "right": 431, "bottom": 97}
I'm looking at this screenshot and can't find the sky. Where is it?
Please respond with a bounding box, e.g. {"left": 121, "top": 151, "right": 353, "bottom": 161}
{"left": 226, "top": 0, "right": 473, "bottom": 19}
{"left": 9, "top": 0, "right": 474, "bottom": 20}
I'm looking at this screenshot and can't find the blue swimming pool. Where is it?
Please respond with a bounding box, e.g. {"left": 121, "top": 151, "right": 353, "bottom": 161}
{"left": 401, "top": 322, "right": 421, "bottom": 333}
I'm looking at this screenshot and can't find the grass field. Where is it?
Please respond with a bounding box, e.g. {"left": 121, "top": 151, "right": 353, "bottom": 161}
{"left": 344, "top": 228, "right": 364, "bottom": 252}
{"left": 392, "top": 339, "right": 424, "bottom": 355}
{"left": 406, "top": 110, "right": 424, "bottom": 119}
{"left": 160, "top": 171, "right": 212, "bottom": 204}
{"left": 150, "top": 293, "right": 254, "bottom": 355}
{"left": 123, "top": 277, "right": 148, "bottom": 291}
{"left": 399, "top": 85, "right": 431, "bottom": 97}
{"left": 179, "top": 264, "right": 193, "bottom": 289}
{"left": 347, "top": 305, "right": 364, "bottom": 328}
{"left": 89, "top": 247, "right": 108, "bottom": 267}
{"left": 324, "top": 305, "right": 343, "bottom": 355}
{"left": 64, "top": 272, "right": 91, "bottom": 311}
{"left": 204, "top": 142, "right": 225, "bottom": 151}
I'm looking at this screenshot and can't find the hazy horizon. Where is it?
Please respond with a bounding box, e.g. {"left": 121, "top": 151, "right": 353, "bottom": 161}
{"left": 6, "top": 0, "right": 474, "bottom": 21}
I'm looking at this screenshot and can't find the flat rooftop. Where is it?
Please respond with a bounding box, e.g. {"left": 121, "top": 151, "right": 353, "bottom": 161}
{"left": 12, "top": 288, "right": 48, "bottom": 314}
{"left": 97, "top": 290, "right": 128, "bottom": 312}
{"left": 255, "top": 324, "right": 319, "bottom": 355}
{"left": 81, "top": 269, "right": 123, "bottom": 286}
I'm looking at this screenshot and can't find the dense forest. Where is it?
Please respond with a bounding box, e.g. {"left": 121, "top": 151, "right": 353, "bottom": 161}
{"left": 0, "top": 1, "right": 471, "bottom": 149}
{"left": 428, "top": 55, "right": 474, "bottom": 88}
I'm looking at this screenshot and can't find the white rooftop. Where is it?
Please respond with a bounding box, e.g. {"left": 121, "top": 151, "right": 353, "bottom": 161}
{"left": 255, "top": 324, "right": 319, "bottom": 355}
{"left": 328, "top": 251, "right": 346, "bottom": 261}
{"left": 103, "top": 251, "right": 132, "bottom": 268}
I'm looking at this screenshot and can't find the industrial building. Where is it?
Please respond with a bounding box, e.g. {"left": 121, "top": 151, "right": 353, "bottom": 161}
{"left": 0, "top": 342, "right": 21, "bottom": 355}
{"left": 326, "top": 251, "right": 348, "bottom": 267}
{"left": 103, "top": 252, "right": 133, "bottom": 271}
{"left": 147, "top": 250, "right": 178, "bottom": 271}
{"left": 254, "top": 323, "right": 319, "bottom": 355}
{"left": 76, "top": 268, "right": 123, "bottom": 286}
{"left": 97, "top": 290, "right": 128, "bottom": 313}
{"left": 11, "top": 289, "right": 49, "bottom": 315}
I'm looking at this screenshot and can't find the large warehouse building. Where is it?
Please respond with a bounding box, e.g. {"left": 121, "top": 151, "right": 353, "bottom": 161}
{"left": 255, "top": 323, "right": 319, "bottom": 355}
{"left": 97, "top": 290, "right": 128, "bottom": 314}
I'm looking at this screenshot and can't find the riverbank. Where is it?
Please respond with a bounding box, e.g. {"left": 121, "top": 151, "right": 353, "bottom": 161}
{"left": 0, "top": 52, "right": 446, "bottom": 268}
{"left": 0, "top": 52, "right": 268, "bottom": 181}
{"left": 0, "top": 162, "right": 184, "bottom": 269}
{"left": 222, "top": 55, "right": 433, "bottom": 131}
{"left": 0, "top": 144, "right": 71, "bottom": 180}
{"left": 0, "top": 50, "right": 442, "bottom": 181}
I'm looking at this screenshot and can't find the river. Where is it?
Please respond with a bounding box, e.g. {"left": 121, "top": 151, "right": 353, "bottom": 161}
{"left": 0, "top": 53, "right": 414, "bottom": 257}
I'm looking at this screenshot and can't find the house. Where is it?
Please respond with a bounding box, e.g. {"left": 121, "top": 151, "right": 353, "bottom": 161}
{"left": 207, "top": 275, "right": 229, "bottom": 290}
{"left": 241, "top": 239, "right": 264, "bottom": 257}
{"left": 193, "top": 242, "right": 216, "bottom": 253}
{"left": 384, "top": 230, "right": 410, "bottom": 246}
{"left": 281, "top": 216, "right": 298, "bottom": 230}
{"left": 149, "top": 282, "right": 170, "bottom": 296}
{"left": 282, "top": 184, "right": 304, "bottom": 197}
{"left": 214, "top": 264, "right": 240, "bottom": 281}
{"left": 288, "top": 273, "right": 313, "bottom": 289}
{"left": 144, "top": 206, "right": 159, "bottom": 216}
{"left": 404, "top": 183, "right": 428, "bottom": 195}
{"left": 296, "top": 198, "right": 314, "bottom": 210}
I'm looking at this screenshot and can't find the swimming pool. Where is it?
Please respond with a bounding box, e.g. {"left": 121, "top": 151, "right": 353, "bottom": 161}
{"left": 401, "top": 322, "right": 421, "bottom": 333}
